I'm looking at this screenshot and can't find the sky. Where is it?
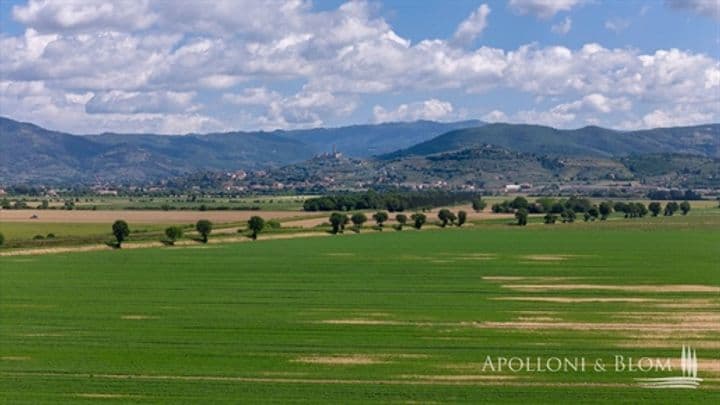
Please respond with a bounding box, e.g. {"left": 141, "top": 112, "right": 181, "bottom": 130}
{"left": 0, "top": 0, "right": 718, "bottom": 134}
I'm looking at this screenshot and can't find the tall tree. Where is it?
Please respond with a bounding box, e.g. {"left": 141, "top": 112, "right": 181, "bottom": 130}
{"left": 515, "top": 208, "right": 528, "bottom": 226}
{"left": 329, "top": 212, "right": 349, "bottom": 234}
{"left": 664, "top": 202, "right": 679, "bottom": 216}
{"left": 679, "top": 201, "right": 691, "bottom": 215}
{"left": 438, "top": 209, "right": 453, "bottom": 227}
{"left": 112, "top": 220, "right": 130, "bottom": 248}
{"left": 247, "top": 216, "right": 265, "bottom": 240}
{"left": 648, "top": 202, "right": 662, "bottom": 217}
{"left": 457, "top": 210, "right": 467, "bottom": 227}
{"left": 351, "top": 212, "right": 367, "bottom": 232}
{"left": 372, "top": 211, "right": 389, "bottom": 230}
{"left": 411, "top": 213, "right": 427, "bottom": 230}
{"left": 395, "top": 214, "right": 408, "bottom": 230}
{"left": 598, "top": 201, "right": 613, "bottom": 220}
{"left": 195, "top": 219, "right": 213, "bottom": 243}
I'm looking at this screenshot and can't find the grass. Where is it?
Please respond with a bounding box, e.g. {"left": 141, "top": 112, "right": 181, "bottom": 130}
{"left": 0, "top": 213, "right": 719, "bottom": 403}
{"left": 0, "top": 222, "right": 172, "bottom": 249}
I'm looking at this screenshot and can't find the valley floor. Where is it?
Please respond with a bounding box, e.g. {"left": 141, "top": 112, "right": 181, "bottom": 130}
{"left": 1, "top": 211, "right": 719, "bottom": 403}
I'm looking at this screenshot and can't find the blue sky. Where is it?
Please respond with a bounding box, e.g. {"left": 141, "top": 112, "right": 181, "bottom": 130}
{"left": 0, "top": 0, "right": 718, "bottom": 134}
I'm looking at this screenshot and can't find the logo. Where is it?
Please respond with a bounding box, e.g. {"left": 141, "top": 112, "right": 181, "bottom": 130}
{"left": 634, "top": 345, "right": 703, "bottom": 389}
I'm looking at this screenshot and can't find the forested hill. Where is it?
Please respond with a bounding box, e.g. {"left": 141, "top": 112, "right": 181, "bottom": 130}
{"left": 0, "top": 117, "right": 482, "bottom": 184}
{"left": 381, "top": 123, "right": 720, "bottom": 159}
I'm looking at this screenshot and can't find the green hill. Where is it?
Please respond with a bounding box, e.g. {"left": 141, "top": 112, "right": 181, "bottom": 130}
{"left": 382, "top": 123, "right": 720, "bottom": 159}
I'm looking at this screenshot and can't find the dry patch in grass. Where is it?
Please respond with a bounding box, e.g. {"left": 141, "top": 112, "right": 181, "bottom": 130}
{"left": 615, "top": 340, "right": 720, "bottom": 350}
{"left": 471, "top": 320, "right": 720, "bottom": 332}
{"left": 260, "top": 371, "right": 308, "bottom": 377}
{"left": 491, "top": 296, "right": 659, "bottom": 303}
{"left": 613, "top": 312, "right": 720, "bottom": 323}
{"left": 1, "top": 356, "right": 31, "bottom": 361}
{"left": 483, "top": 276, "right": 583, "bottom": 282}
{"left": 293, "top": 355, "right": 386, "bottom": 365}
{"left": 1, "top": 303, "right": 55, "bottom": 309}
{"left": 72, "top": 393, "right": 133, "bottom": 399}
{"left": 120, "top": 315, "right": 158, "bottom": 320}
{"left": 397, "top": 374, "right": 517, "bottom": 381}
{"left": 293, "top": 353, "right": 429, "bottom": 365}
{"left": 521, "top": 254, "right": 585, "bottom": 261}
{"left": 655, "top": 300, "right": 720, "bottom": 309}
{"left": 515, "top": 316, "right": 562, "bottom": 322}
{"left": 318, "top": 318, "right": 409, "bottom": 326}
{"left": 17, "top": 333, "right": 65, "bottom": 337}
{"left": 502, "top": 284, "right": 720, "bottom": 293}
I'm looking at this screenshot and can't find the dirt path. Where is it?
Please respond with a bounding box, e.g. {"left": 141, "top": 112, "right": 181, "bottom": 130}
{"left": 0, "top": 231, "right": 331, "bottom": 257}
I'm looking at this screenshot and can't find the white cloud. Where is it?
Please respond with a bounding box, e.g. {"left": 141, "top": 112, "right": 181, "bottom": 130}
{"left": 621, "top": 103, "right": 720, "bottom": 129}
{"left": 13, "top": 0, "right": 157, "bottom": 32}
{"left": 85, "top": 90, "right": 197, "bottom": 114}
{"left": 0, "top": 80, "right": 221, "bottom": 134}
{"left": 551, "top": 17, "right": 572, "bottom": 35}
{"left": 223, "top": 87, "right": 282, "bottom": 106}
{"left": 508, "top": 0, "right": 585, "bottom": 18}
{"left": 199, "top": 75, "right": 245, "bottom": 89}
{"left": 223, "top": 87, "right": 356, "bottom": 129}
{"left": 604, "top": 18, "right": 630, "bottom": 33}
{"left": 373, "top": 99, "right": 454, "bottom": 123}
{"left": 0, "top": 0, "right": 718, "bottom": 132}
{"left": 512, "top": 108, "right": 575, "bottom": 127}
{"left": 665, "top": 0, "right": 720, "bottom": 21}
{"left": 452, "top": 4, "right": 491, "bottom": 46}
{"left": 554, "top": 93, "right": 631, "bottom": 114}
{"left": 482, "top": 109, "right": 508, "bottom": 122}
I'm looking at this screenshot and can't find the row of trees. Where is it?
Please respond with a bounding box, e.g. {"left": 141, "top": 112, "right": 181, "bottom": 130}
{"left": 303, "top": 190, "right": 477, "bottom": 212}
{"left": 110, "top": 216, "right": 268, "bottom": 248}
{"left": 528, "top": 200, "right": 691, "bottom": 226}
{"left": 327, "top": 208, "right": 469, "bottom": 234}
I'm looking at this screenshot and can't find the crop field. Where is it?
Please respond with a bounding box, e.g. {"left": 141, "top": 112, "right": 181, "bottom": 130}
{"left": 1, "top": 213, "right": 719, "bottom": 403}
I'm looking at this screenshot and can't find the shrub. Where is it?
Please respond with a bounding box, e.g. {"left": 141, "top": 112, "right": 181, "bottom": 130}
{"left": 543, "top": 213, "right": 557, "bottom": 224}
{"left": 266, "top": 219, "right": 281, "bottom": 229}
{"left": 164, "top": 226, "right": 184, "bottom": 245}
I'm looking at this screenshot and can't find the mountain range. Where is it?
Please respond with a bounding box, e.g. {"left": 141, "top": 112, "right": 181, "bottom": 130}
{"left": 1, "top": 116, "right": 718, "bottom": 187}
{"left": 0, "top": 117, "right": 481, "bottom": 184}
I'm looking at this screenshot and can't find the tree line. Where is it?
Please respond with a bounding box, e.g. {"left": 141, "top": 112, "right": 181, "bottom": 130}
{"left": 303, "top": 190, "right": 477, "bottom": 212}
{"left": 489, "top": 196, "right": 691, "bottom": 226}
{"left": 109, "top": 216, "right": 269, "bottom": 248}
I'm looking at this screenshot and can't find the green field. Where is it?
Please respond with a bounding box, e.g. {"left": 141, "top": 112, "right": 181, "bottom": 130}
{"left": 1, "top": 215, "right": 719, "bottom": 403}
